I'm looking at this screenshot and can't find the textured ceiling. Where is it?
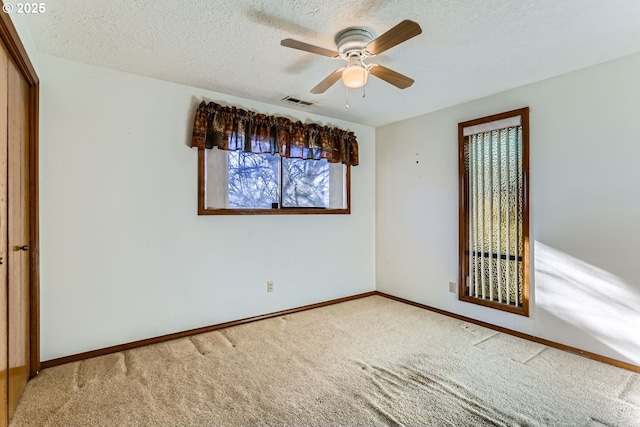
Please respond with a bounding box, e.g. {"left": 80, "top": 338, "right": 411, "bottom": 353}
{"left": 24, "top": 0, "right": 640, "bottom": 127}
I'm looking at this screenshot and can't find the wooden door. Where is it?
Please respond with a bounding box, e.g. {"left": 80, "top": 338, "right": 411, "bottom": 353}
{"left": 6, "top": 53, "right": 29, "bottom": 420}
{"left": 0, "top": 41, "right": 8, "bottom": 427}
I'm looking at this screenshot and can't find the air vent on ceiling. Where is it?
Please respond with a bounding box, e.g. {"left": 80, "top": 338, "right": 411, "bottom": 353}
{"left": 282, "top": 96, "right": 314, "bottom": 106}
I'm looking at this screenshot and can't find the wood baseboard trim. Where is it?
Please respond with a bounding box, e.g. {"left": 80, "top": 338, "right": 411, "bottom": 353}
{"left": 41, "top": 291, "right": 639, "bottom": 374}
{"left": 40, "top": 291, "right": 377, "bottom": 370}
{"left": 376, "top": 291, "right": 640, "bottom": 373}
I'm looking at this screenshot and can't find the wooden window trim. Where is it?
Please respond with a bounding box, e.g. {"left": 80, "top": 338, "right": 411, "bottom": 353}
{"left": 457, "top": 107, "right": 530, "bottom": 316}
{"left": 197, "top": 148, "right": 351, "bottom": 215}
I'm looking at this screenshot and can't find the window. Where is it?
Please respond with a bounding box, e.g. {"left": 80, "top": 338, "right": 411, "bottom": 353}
{"left": 458, "top": 107, "right": 530, "bottom": 316}
{"left": 199, "top": 148, "right": 349, "bottom": 214}
{"left": 191, "top": 101, "right": 358, "bottom": 215}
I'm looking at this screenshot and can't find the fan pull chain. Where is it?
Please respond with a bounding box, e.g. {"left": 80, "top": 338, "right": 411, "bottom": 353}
{"left": 345, "top": 86, "right": 349, "bottom": 109}
{"left": 363, "top": 66, "right": 366, "bottom": 98}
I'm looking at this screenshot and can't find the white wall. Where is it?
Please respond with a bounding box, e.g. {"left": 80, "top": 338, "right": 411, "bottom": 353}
{"left": 39, "top": 55, "right": 376, "bottom": 361}
{"left": 376, "top": 52, "right": 640, "bottom": 365}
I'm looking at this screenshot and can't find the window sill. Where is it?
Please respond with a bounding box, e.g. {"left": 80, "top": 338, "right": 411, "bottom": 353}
{"left": 458, "top": 294, "right": 529, "bottom": 317}
{"left": 197, "top": 208, "right": 350, "bottom": 216}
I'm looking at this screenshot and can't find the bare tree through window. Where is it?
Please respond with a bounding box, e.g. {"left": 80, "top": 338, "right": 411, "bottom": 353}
{"left": 202, "top": 148, "right": 347, "bottom": 214}
{"left": 228, "top": 152, "right": 279, "bottom": 208}
{"left": 282, "top": 158, "right": 330, "bottom": 208}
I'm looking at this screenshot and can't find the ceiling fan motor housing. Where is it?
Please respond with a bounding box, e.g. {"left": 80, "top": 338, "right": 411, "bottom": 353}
{"left": 335, "top": 28, "right": 374, "bottom": 56}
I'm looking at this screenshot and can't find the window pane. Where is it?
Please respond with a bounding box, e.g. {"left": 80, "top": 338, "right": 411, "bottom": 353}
{"left": 466, "top": 127, "right": 524, "bottom": 306}
{"left": 282, "top": 158, "right": 330, "bottom": 208}
{"left": 228, "top": 151, "right": 279, "bottom": 209}
{"left": 459, "top": 108, "right": 531, "bottom": 316}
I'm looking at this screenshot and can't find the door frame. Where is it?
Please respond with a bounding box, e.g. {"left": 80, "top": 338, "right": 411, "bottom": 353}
{"left": 0, "top": 14, "right": 39, "bottom": 377}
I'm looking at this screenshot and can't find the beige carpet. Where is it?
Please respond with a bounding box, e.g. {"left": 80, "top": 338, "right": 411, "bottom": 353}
{"left": 11, "top": 296, "right": 640, "bottom": 426}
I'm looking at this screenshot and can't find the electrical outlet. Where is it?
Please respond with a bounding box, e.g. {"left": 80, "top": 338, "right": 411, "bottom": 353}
{"left": 267, "top": 281, "right": 274, "bottom": 293}
{"left": 449, "top": 282, "right": 457, "bottom": 293}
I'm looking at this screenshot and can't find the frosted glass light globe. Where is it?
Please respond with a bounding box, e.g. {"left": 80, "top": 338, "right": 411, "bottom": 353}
{"left": 342, "top": 65, "right": 368, "bottom": 89}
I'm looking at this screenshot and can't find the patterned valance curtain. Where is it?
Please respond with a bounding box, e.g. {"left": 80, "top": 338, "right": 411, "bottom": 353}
{"left": 190, "top": 101, "right": 359, "bottom": 166}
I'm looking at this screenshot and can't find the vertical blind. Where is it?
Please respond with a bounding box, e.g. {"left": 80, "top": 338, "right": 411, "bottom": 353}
{"left": 464, "top": 125, "right": 524, "bottom": 307}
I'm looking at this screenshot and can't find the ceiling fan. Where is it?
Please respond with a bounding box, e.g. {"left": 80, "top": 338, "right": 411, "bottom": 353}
{"left": 281, "top": 20, "right": 422, "bottom": 94}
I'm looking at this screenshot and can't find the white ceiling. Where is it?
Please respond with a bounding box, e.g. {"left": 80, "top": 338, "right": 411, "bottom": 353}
{"left": 24, "top": 0, "right": 640, "bottom": 127}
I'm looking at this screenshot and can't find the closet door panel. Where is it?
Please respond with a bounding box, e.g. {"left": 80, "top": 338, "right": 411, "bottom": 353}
{"left": 0, "top": 42, "right": 9, "bottom": 427}
{"left": 7, "top": 56, "right": 28, "bottom": 419}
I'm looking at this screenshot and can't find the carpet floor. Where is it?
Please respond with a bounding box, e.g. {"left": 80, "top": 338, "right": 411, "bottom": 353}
{"left": 11, "top": 296, "right": 640, "bottom": 426}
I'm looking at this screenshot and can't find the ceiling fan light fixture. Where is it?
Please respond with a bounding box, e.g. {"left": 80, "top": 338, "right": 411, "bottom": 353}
{"left": 342, "top": 63, "right": 369, "bottom": 89}
{"left": 281, "top": 20, "right": 421, "bottom": 94}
